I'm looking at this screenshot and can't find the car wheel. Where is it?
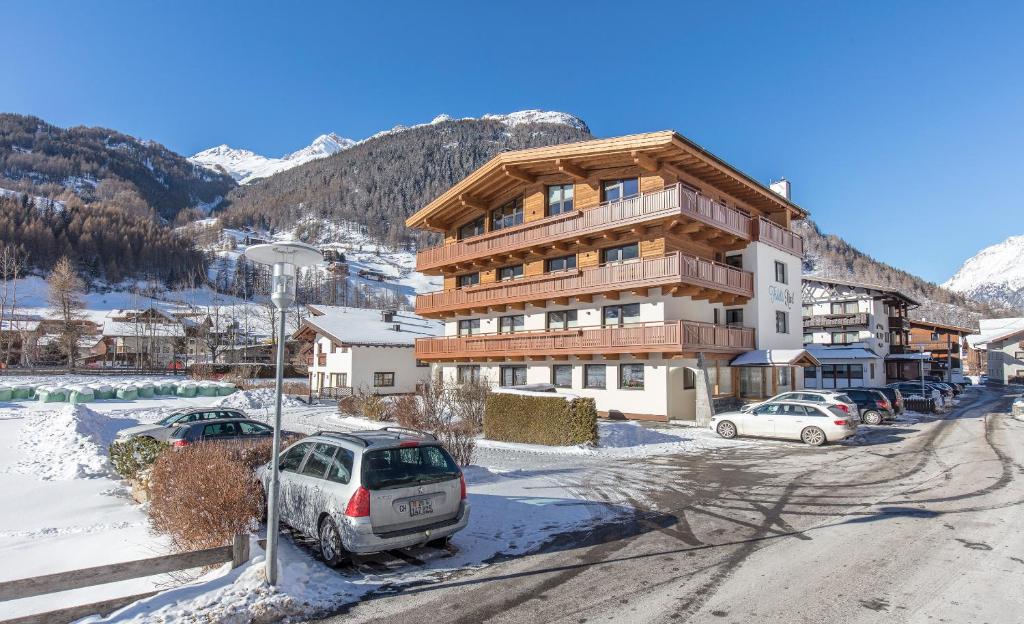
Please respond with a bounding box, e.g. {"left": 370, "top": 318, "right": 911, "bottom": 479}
{"left": 862, "top": 410, "right": 882, "bottom": 426}
{"left": 716, "top": 420, "right": 738, "bottom": 439}
{"left": 801, "top": 426, "right": 827, "bottom": 446}
{"left": 318, "top": 516, "right": 349, "bottom": 567}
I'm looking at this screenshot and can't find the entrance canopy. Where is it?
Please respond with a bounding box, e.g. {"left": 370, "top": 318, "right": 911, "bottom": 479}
{"left": 805, "top": 346, "right": 882, "bottom": 363}
{"left": 730, "top": 349, "right": 819, "bottom": 368}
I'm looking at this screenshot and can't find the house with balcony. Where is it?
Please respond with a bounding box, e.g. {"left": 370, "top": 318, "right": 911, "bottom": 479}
{"left": 294, "top": 305, "right": 441, "bottom": 399}
{"left": 406, "top": 131, "right": 813, "bottom": 424}
{"left": 800, "top": 277, "right": 918, "bottom": 386}
{"left": 905, "top": 320, "right": 974, "bottom": 382}
{"left": 972, "top": 318, "right": 1024, "bottom": 384}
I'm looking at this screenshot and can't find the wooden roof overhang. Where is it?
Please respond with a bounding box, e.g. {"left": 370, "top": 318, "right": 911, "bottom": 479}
{"left": 406, "top": 131, "right": 809, "bottom": 233}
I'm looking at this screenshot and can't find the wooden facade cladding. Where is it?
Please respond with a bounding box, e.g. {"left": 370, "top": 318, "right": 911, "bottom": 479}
{"left": 415, "top": 252, "right": 754, "bottom": 317}
{"left": 415, "top": 183, "right": 770, "bottom": 273}
{"left": 413, "top": 320, "right": 756, "bottom": 361}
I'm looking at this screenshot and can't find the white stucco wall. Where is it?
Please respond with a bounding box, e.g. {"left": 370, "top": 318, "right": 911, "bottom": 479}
{"left": 309, "top": 335, "right": 429, "bottom": 394}
{"left": 733, "top": 242, "right": 803, "bottom": 350}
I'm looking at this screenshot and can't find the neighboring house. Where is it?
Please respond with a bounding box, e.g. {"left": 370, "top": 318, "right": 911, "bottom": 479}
{"left": 0, "top": 314, "right": 42, "bottom": 366}
{"left": 964, "top": 334, "right": 989, "bottom": 377}
{"left": 982, "top": 327, "right": 1024, "bottom": 384}
{"left": 404, "top": 131, "right": 812, "bottom": 424}
{"left": 906, "top": 320, "right": 975, "bottom": 382}
{"left": 99, "top": 308, "right": 186, "bottom": 368}
{"left": 294, "top": 305, "right": 441, "bottom": 398}
{"left": 800, "top": 277, "right": 918, "bottom": 385}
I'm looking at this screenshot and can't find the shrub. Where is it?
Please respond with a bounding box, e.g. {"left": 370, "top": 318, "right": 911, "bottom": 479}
{"left": 108, "top": 437, "right": 168, "bottom": 481}
{"left": 434, "top": 420, "right": 477, "bottom": 466}
{"left": 392, "top": 394, "right": 423, "bottom": 429}
{"left": 450, "top": 380, "right": 489, "bottom": 431}
{"left": 148, "top": 441, "right": 267, "bottom": 552}
{"left": 484, "top": 393, "right": 598, "bottom": 446}
{"left": 361, "top": 393, "right": 392, "bottom": 422}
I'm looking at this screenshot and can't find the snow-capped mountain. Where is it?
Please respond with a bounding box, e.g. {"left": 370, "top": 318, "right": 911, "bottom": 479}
{"left": 943, "top": 235, "right": 1024, "bottom": 309}
{"left": 191, "top": 110, "right": 589, "bottom": 185}
{"left": 190, "top": 133, "right": 355, "bottom": 184}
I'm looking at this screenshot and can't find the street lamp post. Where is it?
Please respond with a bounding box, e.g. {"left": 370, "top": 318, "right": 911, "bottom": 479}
{"left": 244, "top": 241, "right": 322, "bottom": 586}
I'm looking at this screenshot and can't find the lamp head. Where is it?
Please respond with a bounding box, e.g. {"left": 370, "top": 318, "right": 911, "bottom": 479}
{"left": 245, "top": 242, "right": 323, "bottom": 312}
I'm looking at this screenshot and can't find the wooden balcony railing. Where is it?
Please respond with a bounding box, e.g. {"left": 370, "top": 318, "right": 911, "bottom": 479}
{"left": 888, "top": 316, "right": 910, "bottom": 329}
{"left": 802, "top": 312, "right": 869, "bottom": 328}
{"left": 415, "top": 252, "right": 754, "bottom": 316}
{"left": 415, "top": 184, "right": 754, "bottom": 272}
{"left": 754, "top": 217, "right": 804, "bottom": 257}
{"left": 909, "top": 340, "right": 963, "bottom": 352}
{"left": 414, "top": 320, "right": 755, "bottom": 360}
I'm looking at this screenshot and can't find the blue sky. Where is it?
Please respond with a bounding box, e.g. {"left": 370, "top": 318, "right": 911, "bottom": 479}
{"left": 2, "top": 1, "right": 1022, "bottom": 283}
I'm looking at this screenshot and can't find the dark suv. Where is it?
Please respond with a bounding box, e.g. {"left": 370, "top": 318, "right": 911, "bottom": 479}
{"left": 849, "top": 386, "right": 904, "bottom": 415}
{"left": 842, "top": 388, "right": 895, "bottom": 425}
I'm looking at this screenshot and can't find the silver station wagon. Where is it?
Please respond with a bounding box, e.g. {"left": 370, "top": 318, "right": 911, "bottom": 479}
{"left": 258, "top": 427, "right": 470, "bottom": 566}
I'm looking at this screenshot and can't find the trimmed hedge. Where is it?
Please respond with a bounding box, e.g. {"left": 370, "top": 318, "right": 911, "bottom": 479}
{"left": 109, "top": 436, "right": 169, "bottom": 481}
{"left": 484, "top": 393, "right": 598, "bottom": 446}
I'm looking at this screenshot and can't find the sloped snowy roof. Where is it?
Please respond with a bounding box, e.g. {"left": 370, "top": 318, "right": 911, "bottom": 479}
{"left": 885, "top": 352, "right": 931, "bottom": 361}
{"left": 299, "top": 306, "right": 441, "bottom": 347}
{"left": 805, "top": 345, "right": 882, "bottom": 362}
{"left": 730, "top": 349, "right": 819, "bottom": 367}
{"left": 102, "top": 320, "right": 184, "bottom": 338}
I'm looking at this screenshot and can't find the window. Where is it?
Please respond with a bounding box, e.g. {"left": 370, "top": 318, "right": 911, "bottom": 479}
{"left": 552, "top": 364, "right": 572, "bottom": 388}
{"left": 831, "top": 301, "right": 858, "bottom": 314}
{"left": 683, "top": 368, "right": 696, "bottom": 390}
{"left": 278, "top": 443, "right": 310, "bottom": 472}
{"left": 416, "top": 359, "right": 429, "bottom": 368}
{"left": 457, "top": 365, "right": 481, "bottom": 384}
{"left": 458, "top": 216, "right": 485, "bottom": 240}
{"left": 457, "top": 272, "right": 480, "bottom": 288}
{"left": 830, "top": 331, "right": 859, "bottom": 344}
{"left": 849, "top": 364, "right": 864, "bottom": 380}
{"left": 458, "top": 319, "right": 480, "bottom": 336}
{"left": 373, "top": 372, "right": 395, "bottom": 387}
{"left": 584, "top": 364, "right": 606, "bottom": 389}
{"left": 325, "top": 447, "right": 354, "bottom": 484}
{"left": 238, "top": 421, "right": 271, "bottom": 435}
{"left": 725, "top": 309, "right": 744, "bottom": 326}
{"left": 330, "top": 372, "right": 347, "bottom": 388}
{"left": 805, "top": 366, "right": 818, "bottom": 379}
{"left": 300, "top": 443, "right": 337, "bottom": 478}
{"left": 724, "top": 255, "right": 743, "bottom": 269}
{"left": 499, "top": 314, "right": 524, "bottom": 333}
{"left": 497, "top": 264, "right": 523, "bottom": 281}
{"left": 547, "top": 184, "right": 574, "bottom": 216}
{"left": 500, "top": 365, "right": 527, "bottom": 387}
{"left": 203, "top": 422, "right": 238, "bottom": 438}
{"left": 546, "top": 310, "right": 578, "bottom": 330}
{"left": 869, "top": 363, "right": 876, "bottom": 379}
{"left": 777, "top": 367, "right": 791, "bottom": 386}
{"left": 803, "top": 333, "right": 813, "bottom": 343}
{"left": 776, "top": 311, "right": 789, "bottom": 334}
{"left": 601, "top": 178, "right": 639, "bottom": 202}
{"left": 774, "top": 261, "right": 788, "bottom": 284}
{"left": 601, "top": 243, "right": 639, "bottom": 264}
{"left": 603, "top": 303, "right": 641, "bottom": 326}
{"left": 491, "top": 197, "right": 524, "bottom": 231}
{"left": 619, "top": 364, "right": 645, "bottom": 389}
{"left": 931, "top": 332, "right": 940, "bottom": 341}
{"left": 545, "top": 255, "right": 577, "bottom": 272}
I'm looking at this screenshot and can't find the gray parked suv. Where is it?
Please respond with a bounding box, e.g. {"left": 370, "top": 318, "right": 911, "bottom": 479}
{"left": 257, "top": 427, "right": 470, "bottom": 566}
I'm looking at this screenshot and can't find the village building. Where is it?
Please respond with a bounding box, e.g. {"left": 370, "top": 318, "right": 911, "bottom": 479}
{"left": 95, "top": 308, "right": 186, "bottom": 368}
{"left": 294, "top": 305, "right": 442, "bottom": 399}
{"left": 970, "top": 317, "right": 1024, "bottom": 384}
{"left": 800, "top": 277, "right": 918, "bottom": 386}
{"left": 404, "top": 131, "right": 812, "bottom": 424}
{"left": 904, "top": 320, "right": 974, "bottom": 382}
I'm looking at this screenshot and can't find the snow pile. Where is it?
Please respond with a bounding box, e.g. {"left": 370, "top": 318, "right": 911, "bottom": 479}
{"left": 11, "top": 405, "right": 127, "bottom": 480}
{"left": 214, "top": 388, "right": 305, "bottom": 411}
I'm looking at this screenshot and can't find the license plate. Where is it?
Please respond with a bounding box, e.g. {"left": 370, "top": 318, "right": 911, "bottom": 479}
{"left": 408, "top": 498, "right": 433, "bottom": 517}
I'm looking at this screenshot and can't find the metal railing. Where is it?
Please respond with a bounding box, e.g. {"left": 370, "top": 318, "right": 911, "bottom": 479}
{"left": 415, "top": 252, "right": 754, "bottom": 315}
{"left": 414, "top": 320, "right": 755, "bottom": 359}
{"left": 415, "top": 184, "right": 756, "bottom": 271}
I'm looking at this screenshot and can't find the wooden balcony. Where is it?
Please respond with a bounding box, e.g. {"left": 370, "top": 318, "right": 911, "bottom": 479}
{"left": 414, "top": 320, "right": 755, "bottom": 361}
{"left": 415, "top": 184, "right": 754, "bottom": 273}
{"left": 415, "top": 252, "right": 754, "bottom": 317}
{"left": 754, "top": 217, "right": 804, "bottom": 257}
{"left": 803, "top": 313, "right": 869, "bottom": 328}
{"left": 888, "top": 316, "right": 910, "bottom": 329}
{"left": 909, "top": 340, "right": 962, "bottom": 352}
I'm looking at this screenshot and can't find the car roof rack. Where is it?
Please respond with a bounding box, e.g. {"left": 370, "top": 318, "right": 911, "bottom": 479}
{"left": 313, "top": 430, "right": 369, "bottom": 446}
{"left": 379, "top": 426, "right": 437, "bottom": 441}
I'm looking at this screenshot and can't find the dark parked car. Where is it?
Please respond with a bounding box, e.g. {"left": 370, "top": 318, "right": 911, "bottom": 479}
{"left": 167, "top": 418, "right": 299, "bottom": 447}
{"left": 116, "top": 408, "right": 248, "bottom": 442}
{"left": 889, "top": 381, "right": 953, "bottom": 400}
{"left": 841, "top": 388, "right": 895, "bottom": 425}
{"left": 850, "top": 386, "right": 904, "bottom": 415}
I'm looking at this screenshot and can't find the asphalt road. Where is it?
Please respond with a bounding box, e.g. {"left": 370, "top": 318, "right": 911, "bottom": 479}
{"left": 319, "top": 387, "right": 1024, "bottom": 624}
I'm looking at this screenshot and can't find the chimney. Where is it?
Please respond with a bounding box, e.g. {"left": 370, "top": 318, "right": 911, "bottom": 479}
{"left": 381, "top": 310, "right": 395, "bottom": 323}
{"left": 392, "top": 323, "right": 401, "bottom": 332}
{"left": 769, "top": 178, "right": 791, "bottom": 200}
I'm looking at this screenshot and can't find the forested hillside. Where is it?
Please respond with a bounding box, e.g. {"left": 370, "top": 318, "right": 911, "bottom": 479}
{"left": 0, "top": 113, "right": 235, "bottom": 222}
{"left": 218, "top": 117, "right": 594, "bottom": 248}
{"left": 797, "top": 220, "right": 1011, "bottom": 327}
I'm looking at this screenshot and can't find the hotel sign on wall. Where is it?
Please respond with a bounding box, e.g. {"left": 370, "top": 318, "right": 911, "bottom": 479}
{"left": 769, "top": 285, "right": 795, "bottom": 310}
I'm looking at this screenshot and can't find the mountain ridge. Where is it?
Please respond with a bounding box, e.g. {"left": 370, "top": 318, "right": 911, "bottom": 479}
{"left": 941, "top": 234, "right": 1024, "bottom": 310}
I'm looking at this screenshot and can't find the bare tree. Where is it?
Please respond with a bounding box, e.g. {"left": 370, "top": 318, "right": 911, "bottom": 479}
{"left": 0, "top": 243, "right": 27, "bottom": 366}
{"left": 47, "top": 256, "right": 86, "bottom": 371}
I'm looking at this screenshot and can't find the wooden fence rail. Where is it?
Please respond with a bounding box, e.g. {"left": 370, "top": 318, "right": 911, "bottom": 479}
{"left": 0, "top": 535, "right": 254, "bottom": 624}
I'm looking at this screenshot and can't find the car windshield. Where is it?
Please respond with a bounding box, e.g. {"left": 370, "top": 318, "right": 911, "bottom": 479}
{"left": 835, "top": 394, "right": 852, "bottom": 403}
{"left": 157, "top": 412, "right": 187, "bottom": 426}
{"left": 361, "top": 445, "right": 460, "bottom": 490}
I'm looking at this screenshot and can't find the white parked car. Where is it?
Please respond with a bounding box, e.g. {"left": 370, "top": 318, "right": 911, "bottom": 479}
{"left": 742, "top": 390, "right": 860, "bottom": 420}
{"left": 257, "top": 427, "right": 470, "bottom": 566}
{"left": 711, "top": 401, "right": 859, "bottom": 446}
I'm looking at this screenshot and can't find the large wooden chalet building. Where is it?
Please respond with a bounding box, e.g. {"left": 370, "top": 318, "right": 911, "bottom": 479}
{"left": 406, "top": 131, "right": 812, "bottom": 423}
